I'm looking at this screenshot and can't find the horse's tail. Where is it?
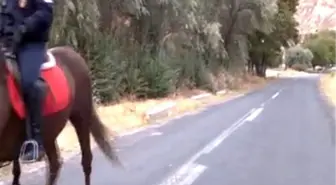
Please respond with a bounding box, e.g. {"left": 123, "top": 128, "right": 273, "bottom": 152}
{"left": 89, "top": 108, "right": 123, "bottom": 167}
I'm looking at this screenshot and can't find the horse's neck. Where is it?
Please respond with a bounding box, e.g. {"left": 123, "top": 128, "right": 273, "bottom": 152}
{"left": 0, "top": 80, "right": 10, "bottom": 137}
{"left": 0, "top": 57, "right": 10, "bottom": 107}
{"left": 0, "top": 61, "right": 7, "bottom": 83}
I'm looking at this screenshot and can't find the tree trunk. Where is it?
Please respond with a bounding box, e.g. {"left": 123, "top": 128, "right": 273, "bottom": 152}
{"left": 255, "top": 52, "right": 266, "bottom": 77}
{"left": 257, "top": 53, "right": 267, "bottom": 77}
{"left": 247, "top": 59, "right": 254, "bottom": 74}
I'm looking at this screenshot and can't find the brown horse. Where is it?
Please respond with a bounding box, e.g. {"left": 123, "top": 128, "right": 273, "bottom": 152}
{"left": 0, "top": 45, "right": 121, "bottom": 185}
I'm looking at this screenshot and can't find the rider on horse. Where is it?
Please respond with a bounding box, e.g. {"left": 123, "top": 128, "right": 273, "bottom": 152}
{"left": 0, "top": 0, "right": 54, "bottom": 162}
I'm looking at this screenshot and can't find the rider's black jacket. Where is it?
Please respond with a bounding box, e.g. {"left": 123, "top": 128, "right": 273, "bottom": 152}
{"left": 1, "top": 0, "right": 54, "bottom": 43}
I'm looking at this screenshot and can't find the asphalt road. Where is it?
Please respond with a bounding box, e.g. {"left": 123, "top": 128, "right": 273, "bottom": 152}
{"left": 3, "top": 75, "right": 336, "bottom": 185}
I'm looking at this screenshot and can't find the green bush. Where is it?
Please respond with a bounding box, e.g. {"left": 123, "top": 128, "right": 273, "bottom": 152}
{"left": 171, "top": 53, "right": 215, "bottom": 91}
{"left": 304, "top": 31, "right": 335, "bottom": 67}
{"left": 88, "top": 34, "right": 176, "bottom": 103}
{"left": 285, "top": 45, "right": 313, "bottom": 69}
{"left": 137, "top": 55, "right": 177, "bottom": 99}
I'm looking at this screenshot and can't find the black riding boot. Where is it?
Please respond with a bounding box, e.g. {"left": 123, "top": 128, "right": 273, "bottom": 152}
{"left": 21, "top": 83, "right": 46, "bottom": 163}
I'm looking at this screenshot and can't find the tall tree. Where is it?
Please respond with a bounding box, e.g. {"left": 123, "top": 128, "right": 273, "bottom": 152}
{"left": 304, "top": 30, "right": 336, "bottom": 67}
{"left": 248, "top": 0, "right": 300, "bottom": 77}
{"left": 218, "top": 0, "right": 277, "bottom": 72}
{"left": 280, "top": 0, "right": 299, "bottom": 13}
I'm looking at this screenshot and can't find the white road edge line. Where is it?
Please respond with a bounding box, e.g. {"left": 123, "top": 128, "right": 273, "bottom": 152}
{"left": 158, "top": 163, "right": 207, "bottom": 185}
{"left": 157, "top": 107, "right": 261, "bottom": 185}
{"left": 179, "top": 164, "right": 207, "bottom": 185}
{"left": 271, "top": 92, "right": 279, "bottom": 99}
{"left": 202, "top": 108, "right": 255, "bottom": 154}
{"left": 262, "top": 89, "right": 282, "bottom": 107}
{"left": 150, "top": 132, "right": 163, "bottom": 136}
{"left": 244, "top": 107, "right": 263, "bottom": 122}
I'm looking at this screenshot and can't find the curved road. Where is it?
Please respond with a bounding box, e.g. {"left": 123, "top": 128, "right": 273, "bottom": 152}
{"left": 2, "top": 75, "right": 336, "bottom": 185}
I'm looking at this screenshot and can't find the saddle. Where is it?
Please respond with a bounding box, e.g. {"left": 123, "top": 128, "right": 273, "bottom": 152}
{"left": 5, "top": 51, "right": 56, "bottom": 99}
{"left": 5, "top": 50, "right": 71, "bottom": 119}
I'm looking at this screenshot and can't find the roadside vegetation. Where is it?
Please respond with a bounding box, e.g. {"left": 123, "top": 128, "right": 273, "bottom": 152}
{"left": 302, "top": 30, "right": 336, "bottom": 106}
{"left": 282, "top": 30, "right": 335, "bottom": 73}
{"left": 303, "top": 30, "right": 335, "bottom": 69}
{"left": 50, "top": 0, "right": 299, "bottom": 104}
{"left": 284, "top": 45, "right": 313, "bottom": 71}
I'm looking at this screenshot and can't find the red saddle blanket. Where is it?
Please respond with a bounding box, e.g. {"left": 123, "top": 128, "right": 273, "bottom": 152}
{"left": 6, "top": 61, "right": 71, "bottom": 119}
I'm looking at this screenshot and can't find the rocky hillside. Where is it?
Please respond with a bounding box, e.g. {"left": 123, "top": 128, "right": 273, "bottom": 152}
{"left": 295, "top": 0, "right": 336, "bottom": 34}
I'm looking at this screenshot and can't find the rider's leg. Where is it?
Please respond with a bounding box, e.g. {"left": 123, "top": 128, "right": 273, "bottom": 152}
{"left": 16, "top": 42, "right": 46, "bottom": 162}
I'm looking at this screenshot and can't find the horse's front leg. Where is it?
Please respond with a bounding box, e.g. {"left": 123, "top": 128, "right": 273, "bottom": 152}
{"left": 44, "top": 141, "right": 62, "bottom": 185}
{"left": 12, "top": 159, "right": 21, "bottom": 185}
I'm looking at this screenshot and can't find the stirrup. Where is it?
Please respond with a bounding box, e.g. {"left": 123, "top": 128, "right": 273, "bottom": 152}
{"left": 19, "top": 139, "right": 40, "bottom": 163}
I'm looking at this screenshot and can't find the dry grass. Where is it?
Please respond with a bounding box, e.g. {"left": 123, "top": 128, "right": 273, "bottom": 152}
{"left": 320, "top": 72, "right": 336, "bottom": 106}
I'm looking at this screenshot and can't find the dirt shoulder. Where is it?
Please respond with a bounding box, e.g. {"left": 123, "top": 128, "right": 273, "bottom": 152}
{"left": 319, "top": 72, "right": 336, "bottom": 106}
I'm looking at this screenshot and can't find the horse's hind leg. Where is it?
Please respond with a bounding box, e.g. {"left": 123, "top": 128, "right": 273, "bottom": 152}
{"left": 44, "top": 140, "right": 62, "bottom": 185}
{"left": 70, "top": 113, "right": 92, "bottom": 185}
{"left": 12, "top": 159, "right": 21, "bottom": 185}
